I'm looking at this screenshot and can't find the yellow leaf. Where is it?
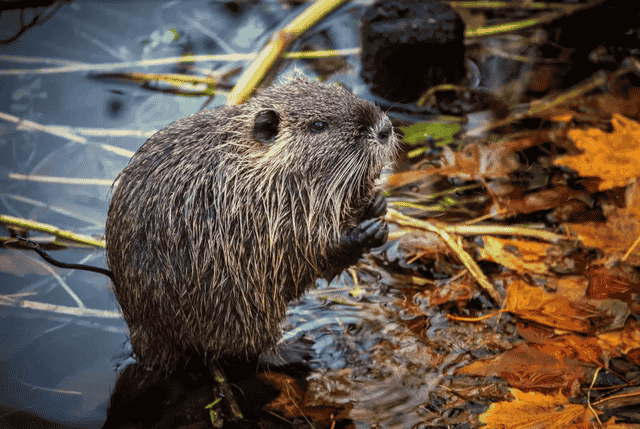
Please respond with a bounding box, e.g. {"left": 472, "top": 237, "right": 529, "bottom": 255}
{"left": 478, "top": 237, "right": 550, "bottom": 274}
{"left": 479, "top": 388, "right": 590, "bottom": 429}
{"left": 555, "top": 114, "right": 640, "bottom": 190}
{"left": 505, "top": 281, "right": 602, "bottom": 333}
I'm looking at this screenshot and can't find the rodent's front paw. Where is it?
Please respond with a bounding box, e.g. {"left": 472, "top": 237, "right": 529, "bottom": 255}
{"left": 345, "top": 217, "right": 389, "bottom": 250}
{"left": 330, "top": 218, "right": 389, "bottom": 269}
{"left": 364, "top": 190, "right": 387, "bottom": 219}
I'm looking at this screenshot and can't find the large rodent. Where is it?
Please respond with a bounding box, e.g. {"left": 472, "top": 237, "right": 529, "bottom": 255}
{"left": 105, "top": 76, "right": 398, "bottom": 373}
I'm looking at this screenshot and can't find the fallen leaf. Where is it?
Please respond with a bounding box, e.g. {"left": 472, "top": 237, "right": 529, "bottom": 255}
{"left": 479, "top": 388, "right": 592, "bottom": 429}
{"left": 385, "top": 168, "right": 440, "bottom": 189}
{"left": 586, "top": 267, "right": 639, "bottom": 301}
{"left": 427, "top": 275, "right": 475, "bottom": 308}
{"left": 588, "top": 90, "right": 640, "bottom": 122}
{"left": 258, "top": 372, "right": 304, "bottom": 418}
{"left": 552, "top": 276, "right": 590, "bottom": 301}
{"left": 490, "top": 186, "right": 592, "bottom": 219}
{"left": 439, "top": 143, "right": 521, "bottom": 180}
{"left": 555, "top": 114, "right": 640, "bottom": 190}
{"left": 259, "top": 372, "right": 353, "bottom": 424}
{"left": 505, "top": 280, "right": 606, "bottom": 333}
{"left": 569, "top": 214, "right": 640, "bottom": 264}
{"left": 515, "top": 315, "right": 636, "bottom": 369}
{"left": 478, "top": 236, "right": 551, "bottom": 274}
{"left": 400, "top": 120, "right": 460, "bottom": 146}
{"left": 597, "top": 319, "right": 640, "bottom": 355}
{"left": 457, "top": 343, "right": 588, "bottom": 392}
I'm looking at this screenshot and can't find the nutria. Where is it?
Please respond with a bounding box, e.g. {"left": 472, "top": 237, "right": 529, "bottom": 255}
{"left": 105, "top": 75, "right": 397, "bottom": 374}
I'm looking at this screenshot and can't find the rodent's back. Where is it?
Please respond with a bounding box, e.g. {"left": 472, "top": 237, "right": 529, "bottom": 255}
{"left": 106, "top": 76, "right": 397, "bottom": 371}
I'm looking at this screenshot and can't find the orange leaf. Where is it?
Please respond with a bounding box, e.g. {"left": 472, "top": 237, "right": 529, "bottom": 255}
{"left": 555, "top": 114, "right": 640, "bottom": 190}
{"left": 386, "top": 168, "right": 438, "bottom": 189}
{"left": 547, "top": 335, "right": 607, "bottom": 366}
{"left": 569, "top": 214, "right": 640, "bottom": 264}
{"left": 479, "top": 388, "right": 591, "bottom": 429}
{"left": 439, "top": 143, "right": 520, "bottom": 179}
{"left": 598, "top": 319, "right": 640, "bottom": 355}
{"left": 457, "top": 343, "right": 587, "bottom": 392}
{"left": 478, "top": 237, "right": 550, "bottom": 274}
{"left": 258, "top": 372, "right": 304, "bottom": 418}
{"left": 505, "top": 280, "right": 602, "bottom": 333}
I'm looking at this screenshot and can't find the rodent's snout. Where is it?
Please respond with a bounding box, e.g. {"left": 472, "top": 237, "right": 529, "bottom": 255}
{"left": 376, "top": 117, "right": 393, "bottom": 145}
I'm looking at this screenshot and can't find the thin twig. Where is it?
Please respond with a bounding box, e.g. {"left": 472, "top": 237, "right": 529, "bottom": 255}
{"left": 0, "top": 48, "right": 359, "bottom": 76}
{"left": 0, "top": 214, "right": 105, "bottom": 249}
{"left": 0, "top": 111, "right": 138, "bottom": 157}
{"left": 587, "top": 367, "right": 602, "bottom": 425}
{"left": 226, "top": 0, "right": 348, "bottom": 105}
{"left": 388, "top": 205, "right": 568, "bottom": 243}
{"left": 9, "top": 173, "right": 114, "bottom": 186}
{"left": 1, "top": 193, "right": 105, "bottom": 228}
{"left": 622, "top": 234, "right": 640, "bottom": 261}
{"left": 592, "top": 389, "right": 640, "bottom": 407}
{"left": 0, "top": 294, "right": 120, "bottom": 318}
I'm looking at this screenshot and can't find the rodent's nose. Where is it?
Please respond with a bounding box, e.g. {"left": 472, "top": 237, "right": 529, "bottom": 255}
{"left": 377, "top": 118, "right": 392, "bottom": 145}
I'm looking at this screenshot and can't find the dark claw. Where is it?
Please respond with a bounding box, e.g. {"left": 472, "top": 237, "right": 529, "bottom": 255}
{"left": 330, "top": 218, "right": 389, "bottom": 269}
{"left": 348, "top": 218, "right": 388, "bottom": 249}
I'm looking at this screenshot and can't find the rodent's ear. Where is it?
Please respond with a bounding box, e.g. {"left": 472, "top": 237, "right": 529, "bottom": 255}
{"left": 252, "top": 110, "right": 280, "bottom": 144}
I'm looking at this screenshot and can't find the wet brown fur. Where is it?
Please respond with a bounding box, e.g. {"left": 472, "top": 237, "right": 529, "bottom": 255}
{"left": 105, "top": 76, "right": 397, "bottom": 372}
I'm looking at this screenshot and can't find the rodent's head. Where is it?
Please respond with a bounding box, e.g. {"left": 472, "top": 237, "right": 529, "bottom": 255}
{"left": 236, "top": 76, "right": 397, "bottom": 214}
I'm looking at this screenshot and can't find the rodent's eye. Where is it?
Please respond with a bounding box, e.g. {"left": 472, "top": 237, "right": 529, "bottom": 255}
{"left": 310, "top": 121, "right": 328, "bottom": 133}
